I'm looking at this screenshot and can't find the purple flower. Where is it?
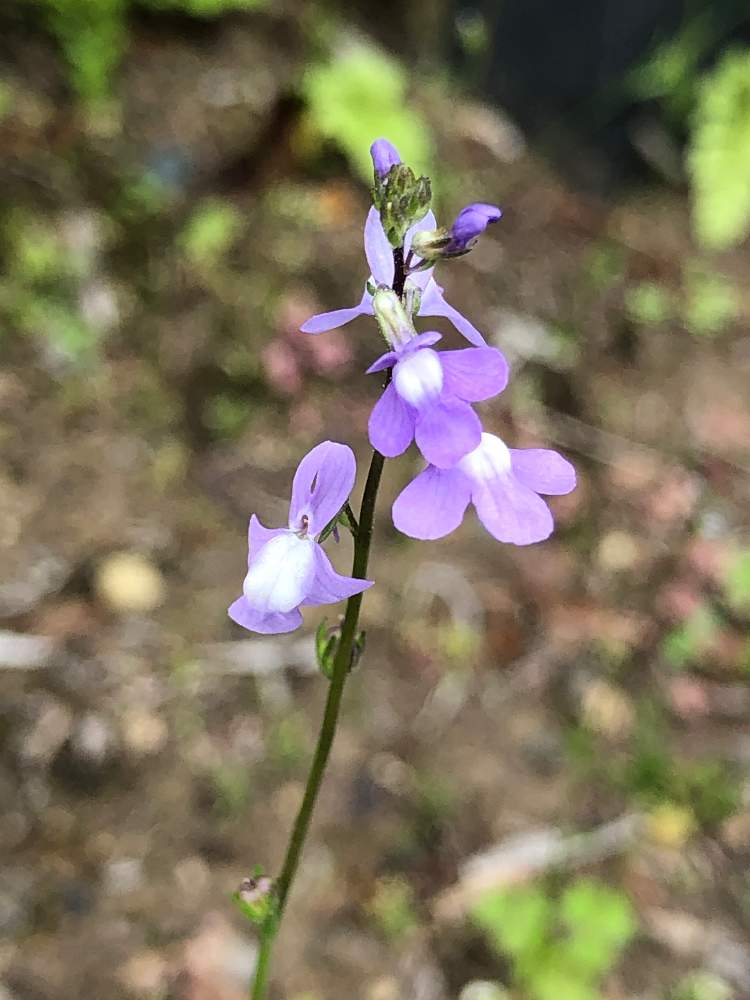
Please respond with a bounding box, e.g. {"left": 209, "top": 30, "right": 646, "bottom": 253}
{"left": 447, "top": 203, "right": 502, "bottom": 253}
{"left": 370, "top": 138, "right": 401, "bottom": 178}
{"left": 392, "top": 433, "right": 576, "bottom": 545}
{"left": 367, "top": 334, "right": 508, "bottom": 468}
{"left": 300, "top": 207, "right": 488, "bottom": 346}
{"left": 228, "top": 442, "right": 373, "bottom": 634}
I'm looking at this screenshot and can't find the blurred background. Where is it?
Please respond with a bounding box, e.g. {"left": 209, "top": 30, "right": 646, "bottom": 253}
{"left": 1, "top": 1, "right": 750, "bottom": 998}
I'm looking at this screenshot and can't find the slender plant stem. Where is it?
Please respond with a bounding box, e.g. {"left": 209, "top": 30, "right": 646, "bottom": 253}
{"left": 250, "top": 925, "right": 274, "bottom": 1000}
{"left": 274, "top": 447, "right": 385, "bottom": 916}
{"left": 250, "top": 450, "right": 385, "bottom": 1000}
{"left": 250, "top": 245, "right": 405, "bottom": 1000}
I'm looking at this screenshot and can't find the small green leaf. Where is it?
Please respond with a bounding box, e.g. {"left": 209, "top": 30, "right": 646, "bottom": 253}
{"left": 315, "top": 619, "right": 338, "bottom": 679}
{"left": 302, "top": 45, "right": 433, "bottom": 182}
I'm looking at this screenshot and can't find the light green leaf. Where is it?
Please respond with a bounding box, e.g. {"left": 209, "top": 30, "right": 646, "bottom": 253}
{"left": 303, "top": 45, "right": 433, "bottom": 181}
{"left": 688, "top": 48, "right": 750, "bottom": 250}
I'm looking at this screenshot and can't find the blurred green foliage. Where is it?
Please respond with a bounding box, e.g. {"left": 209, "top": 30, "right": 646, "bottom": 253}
{"left": 623, "top": 268, "right": 737, "bottom": 339}
{"left": 302, "top": 45, "right": 433, "bottom": 182}
{"left": 621, "top": 710, "right": 739, "bottom": 827}
{"left": 38, "top": 0, "right": 265, "bottom": 106}
{"left": 268, "top": 714, "right": 309, "bottom": 770}
{"left": 0, "top": 210, "right": 102, "bottom": 364}
{"left": 471, "top": 879, "right": 637, "bottom": 1000}
{"left": 682, "top": 268, "right": 739, "bottom": 335}
{"left": 369, "top": 876, "right": 419, "bottom": 940}
{"left": 41, "top": 0, "right": 126, "bottom": 105}
{"left": 688, "top": 48, "right": 750, "bottom": 250}
{"left": 179, "top": 199, "right": 242, "bottom": 268}
{"left": 672, "top": 971, "right": 733, "bottom": 1000}
{"left": 662, "top": 605, "right": 719, "bottom": 669}
{"left": 210, "top": 759, "right": 253, "bottom": 817}
{"left": 723, "top": 547, "right": 750, "bottom": 613}
{"left": 624, "top": 282, "right": 674, "bottom": 325}
{"left": 629, "top": 12, "right": 722, "bottom": 122}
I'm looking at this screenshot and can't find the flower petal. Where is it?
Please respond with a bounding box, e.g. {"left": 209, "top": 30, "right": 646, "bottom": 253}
{"left": 366, "top": 350, "right": 400, "bottom": 374}
{"left": 414, "top": 397, "right": 482, "bottom": 468}
{"left": 243, "top": 533, "right": 317, "bottom": 613}
{"left": 302, "top": 545, "right": 373, "bottom": 606}
{"left": 300, "top": 287, "right": 372, "bottom": 334}
{"left": 228, "top": 596, "right": 302, "bottom": 635}
{"left": 247, "top": 514, "right": 286, "bottom": 568}
{"left": 419, "top": 280, "right": 487, "bottom": 346}
{"left": 368, "top": 383, "right": 416, "bottom": 457}
{"left": 510, "top": 449, "right": 577, "bottom": 496}
{"left": 393, "top": 348, "right": 444, "bottom": 407}
{"left": 392, "top": 465, "right": 471, "bottom": 540}
{"left": 289, "top": 441, "right": 357, "bottom": 535}
{"left": 364, "top": 207, "right": 394, "bottom": 285}
{"left": 403, "top": 331, "right": 443, "bottom": 351}
{"left": 471, "top": 472, "right": 554, "bottom": 545}
{"left": 440, "top": 347, "right": 509, "bottom": 402}
{"left": 448, "top": 203, "right": 502, "bottom": 250}
{"left": 371, "top": 138, "right": 401, "bottom": 178}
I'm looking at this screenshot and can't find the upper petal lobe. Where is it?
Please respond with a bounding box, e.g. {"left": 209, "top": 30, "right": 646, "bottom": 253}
{"left": 440, "top": 347, "right": 508, "bottom": 402}
{"left": 300, "top": 287, "right": 373, "bottom": 334}
{"left": 418, "top": 280, "right": 487, "bottom": 346}
{"left": 247, "top": 514, "right": 286, "bottom": 567}
{"left": 364, "top": 207, "right": 394, "bottom": 285}
{"left": 289, "top": 441, "right": 357, "bottom": 536}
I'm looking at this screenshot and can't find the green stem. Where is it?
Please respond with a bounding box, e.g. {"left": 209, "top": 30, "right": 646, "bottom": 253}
{"left": 275, "top": 448, "right": 384, "bottom": 914}
{"left": 250, "top": 924, "right": 274, "bottom": 1000}
{"left": 250, "top": 448, "right": 385, "bottom": 999}
{"left": 250, "top": 241, "right": 404, "bottom": 999}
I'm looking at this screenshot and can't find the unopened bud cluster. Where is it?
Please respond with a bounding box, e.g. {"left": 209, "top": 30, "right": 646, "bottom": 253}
{"left": 371, "top": 153, "right": 432, "bottom": 248}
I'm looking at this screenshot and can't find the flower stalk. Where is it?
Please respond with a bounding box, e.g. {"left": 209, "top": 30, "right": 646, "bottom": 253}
{"left": 248, "top": 252, "right": 401, "bottom": 1000}
{"left": 237, "top": 136, "right": 575, "bottom": 997}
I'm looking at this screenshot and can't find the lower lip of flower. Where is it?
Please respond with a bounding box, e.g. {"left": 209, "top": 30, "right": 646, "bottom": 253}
{"left": 393, "top": 350, "right": 443, "bottom": 406}
{"left": 459, "top": 433, "right": 512, "bottom": 482}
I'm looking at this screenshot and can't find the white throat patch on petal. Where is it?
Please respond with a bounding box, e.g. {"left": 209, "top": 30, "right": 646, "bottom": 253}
{"left": 394, "top": 349, "right": 444, "bottom": 408}
{"left": 459, "top": 432, "right": 512, "bottom": 483}
{"left": 243, "top": 533, "right": 316, "bottom": 614}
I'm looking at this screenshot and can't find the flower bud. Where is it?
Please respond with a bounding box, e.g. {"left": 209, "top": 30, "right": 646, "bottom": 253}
{"left": 410, "top": 226, "right": 452, "bottom": 260}
{"left": 448, "top": 203, "right": 502, "bottom": 251}
{"left": 234, "top": 875, "right": 275, "bottom": 926}
{"left": 370, "top": 138, "right": 401, "bottom": 179}
{"left": 371, "top": 161, "right": 433, "bottom": 248}
{"left": 412, "top": 203, "right": 502, "bottom": 262}
{"left": 372, "top": 286, "right": 415, "bottom": 347}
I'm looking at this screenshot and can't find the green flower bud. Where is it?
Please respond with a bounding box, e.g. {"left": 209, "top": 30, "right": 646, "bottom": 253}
{"left": 372, "top": 286, "right": 416, "bottom": 347}
{"left": 234, "top": 874, "right": 276, "bottom": 926}
{"left": 372, "top": 164, "right": 432, "bottom": 248}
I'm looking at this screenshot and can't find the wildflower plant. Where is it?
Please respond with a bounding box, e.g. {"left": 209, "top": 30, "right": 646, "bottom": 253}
{"left": 233, "top": 138, "right": 576, "bottom": 997}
